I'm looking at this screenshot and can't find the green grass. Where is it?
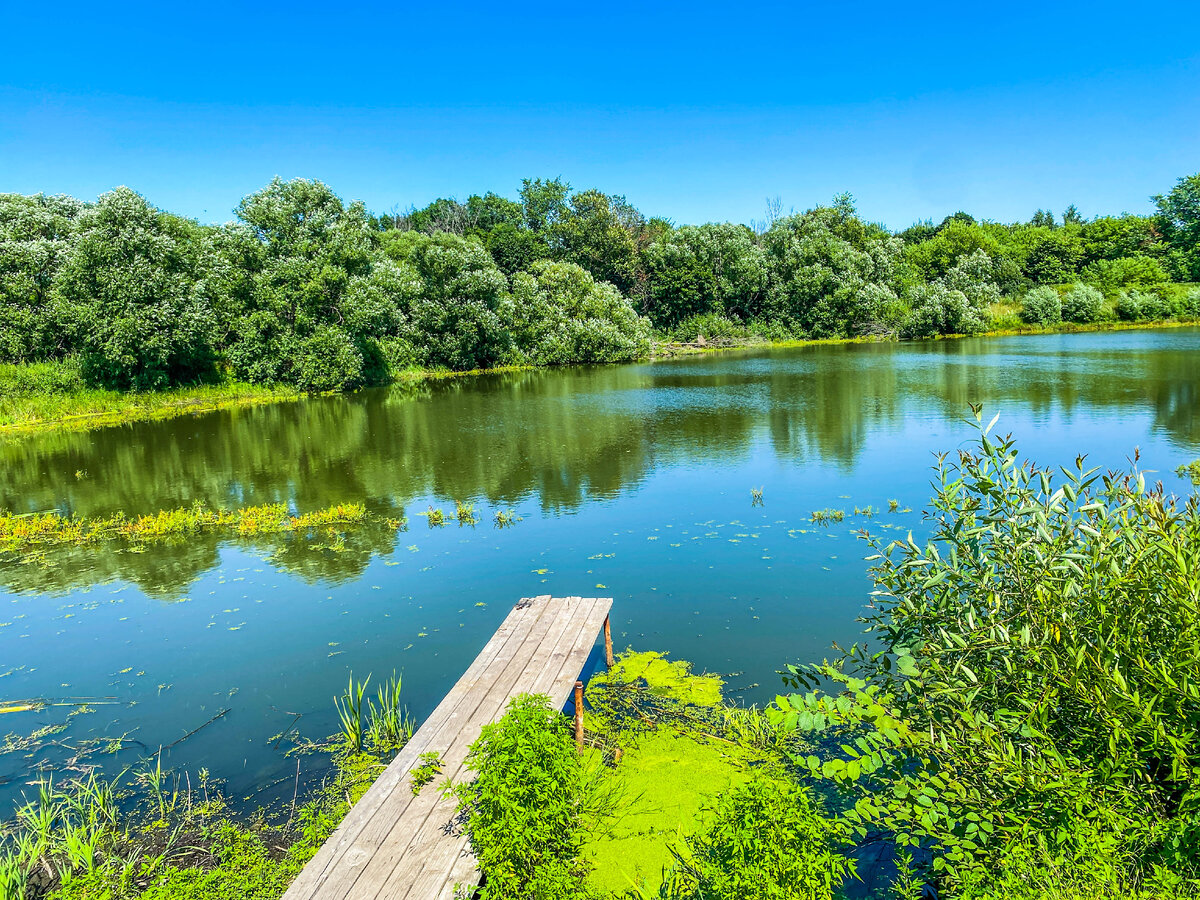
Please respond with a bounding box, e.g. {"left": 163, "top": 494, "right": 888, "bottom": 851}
{"left": 0, "top": 359, "right": 300, "bottom": 434}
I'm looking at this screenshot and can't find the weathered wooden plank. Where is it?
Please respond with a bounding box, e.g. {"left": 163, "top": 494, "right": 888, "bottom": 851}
{"left": 359, "top": 598, "right": 593, "bottom": 900}
{"left": 392, "top": 597, "right": 604, "bottom": 900}
{"left": 428, "top": 597, "right": 614, "bottom": 899}
{"left": 282, "top": 596, "right": 554, "bottom": 900}
{"left": 284, "top": 595, "right": 612, "bottom": 900}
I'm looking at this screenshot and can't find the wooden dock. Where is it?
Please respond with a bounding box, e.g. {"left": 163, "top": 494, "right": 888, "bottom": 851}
{"left": 283, "top": 595, "right": 615, "bottom": 900}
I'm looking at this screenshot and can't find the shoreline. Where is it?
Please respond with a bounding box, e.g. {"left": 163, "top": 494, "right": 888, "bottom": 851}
{"left": 3, "top": 318, "right": 1197, "bottom": 438}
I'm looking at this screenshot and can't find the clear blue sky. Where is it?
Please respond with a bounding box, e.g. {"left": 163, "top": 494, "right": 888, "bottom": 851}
{"left": 2, "top": 1, "right": 1197, "bottom": 230}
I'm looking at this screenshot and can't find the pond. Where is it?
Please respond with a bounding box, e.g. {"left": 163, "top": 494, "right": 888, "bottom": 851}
{"left": 2, "top": 327, "right": 1199, "bottom": 812}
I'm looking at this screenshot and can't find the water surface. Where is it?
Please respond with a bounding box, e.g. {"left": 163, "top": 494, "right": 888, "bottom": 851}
{"left": 2, "top": 328, "right": 1198, "bottom": 810}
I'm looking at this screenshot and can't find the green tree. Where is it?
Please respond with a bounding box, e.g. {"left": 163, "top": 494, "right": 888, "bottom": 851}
{"left": 221, "top": 177, "right": 379, "bottom": 388}
{"left": 762, "top": 196, "right": 904, "bottom": 337}
{"left": 53, "top": 187, "right": 215, "bottom": 390}
{"left": 1154, "top": 173, "right": 1200, "bottom": 280}
{"left": 0, "top": 193, "right": 82, "bottom": 362}
{"left": 508, "top": 260, "right": 650, "bottom": 364}
{"left": 642, "top": 223, "right": 767, "bottom": 328}
{"left": 379, "top": 231, "right": 514, "bottom": 370}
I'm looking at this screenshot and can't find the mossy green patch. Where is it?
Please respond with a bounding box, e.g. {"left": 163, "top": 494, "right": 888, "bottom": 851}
{"left": 599, "top": 650, "right": 723, "bottom": 706}
{"left": 583, "top": 727, "right": 767, "bottom": 895}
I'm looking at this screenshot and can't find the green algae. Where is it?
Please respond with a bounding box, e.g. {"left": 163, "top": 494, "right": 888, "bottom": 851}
{"left": 582, "top": 727, "right": 770, "bottom": 895}
{"left": 598, "top": 650, "right": 724, "bottom": 707}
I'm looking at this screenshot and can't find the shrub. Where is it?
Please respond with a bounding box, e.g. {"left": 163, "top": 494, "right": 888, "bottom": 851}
{"left": 903, "top": 283, "right": 987, "bottom": 337}
{"left": 1082, "top": 254, "right": 1168, "bottom": 291}
{"left": 1020, "top": 286, "right": 1062, "bottom": 325}
{"left": 1115, "top": 288, "right": 1171, "bottom": 321}
{"left": 455, "top": 694, "right": 602, "bottom": 900}
{"left": 1060, "top": 283, "right": 1105, "bottom": 323}
{"left": 508, "top": 260, "right": 650, "bottom": 365}
{"left": 293, "top": 325, "right": 364, "bottom": 392}
{"left": 662, "top": 780, "right": 849, "bottom": 900}
{"left": 771, "top": 412, "right": 1200, "bottom": 887}
{"left": 1171, "top": 287, "right": 1200, "bottom": 319}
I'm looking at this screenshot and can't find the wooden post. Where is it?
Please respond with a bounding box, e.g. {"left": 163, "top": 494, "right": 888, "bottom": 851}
{"left": 574, "top": 681, "right": 584, "bottom": 753}
{"left": 604, "top": 615, "right": 614, "bottom": 669}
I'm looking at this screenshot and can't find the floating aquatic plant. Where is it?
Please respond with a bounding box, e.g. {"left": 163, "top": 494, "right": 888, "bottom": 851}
{"left": 809, "top": 509, "right": 845, "bottom": 525}
{"left": 750, "top": 487, "right": 764, "bottom": 506}
{"left": 454, "top": 501, "right": 479, "bottom": 526}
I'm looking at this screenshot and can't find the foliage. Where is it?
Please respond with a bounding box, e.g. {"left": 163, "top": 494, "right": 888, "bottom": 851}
{"left": 1154, "top": 173, "right": 1200, "bottom": 280}
{"left": 761, "top": 196, "right": 905, "bottom": 338}
{"left": 0, "top": 193, "right": 81, "bottom": 363}
{"left": 1081, "top": 254, "right": 1168, "bottom": 291}
{"left": 1020, "top": 286, "right": 1062, "bottom": 325}
{"left": 1059, "top": 283, "right": 1105, "bottom": 323}
{"left": 658, "top": 780, "right": 850, "bottom": 900}
{"left": 4, "top": 172, "right": 1200, "bottom": 397}
{"left": 509, "top": 260, "right": 651, "bottom": 364}
{"left": 409, "top": 752, "right": 443, "bottom": 795}
{"left": 454, "top": 693, "right": 609, "bottom": 900}
{"left": 1115, "top": 288, "right": 1172, "bottom": 321}
{"left": 53, "top": 188, "right": 215, "bottom": 390}
{"left": 770, "top": 411, "right": 1200, "bottom": 889}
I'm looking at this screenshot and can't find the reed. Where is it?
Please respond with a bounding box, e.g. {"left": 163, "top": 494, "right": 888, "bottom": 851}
{"left": 366, "top": 673, "right": 415, "bottom": 753}
{"left": 335, "top": 674, "right": 370, "bottom": 753}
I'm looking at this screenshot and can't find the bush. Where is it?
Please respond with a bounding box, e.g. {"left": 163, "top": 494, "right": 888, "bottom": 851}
{"left": 1060, "top": 283, "right": 1105, "bottom": 323}
{"left": 293, "top": 325, "right": 365, "bottom": 392}
{"left": 1020, "top": 286, "right": 1062, "bottom": 325}
{"left": 772, "top": 413, "right": 1200, "bottom": 886}
{"left": 661, "top": 780, "right": 849, "bottom": 900}
{"left": 455, "top": 694, "right": 601, "bottom": 900}
{"left": 508, "top": 260, "right": 650, "bottom": 365}
{"left": 1172, "top": 287, "right": 1200, "bottom": 319}
{"left": 1115, "top": 289, "right": 1172, "bottom": 321}
{"left": 903, "top": 283, "right": 987, "bottom": 338}
{"left": 1082, "top": 254, "right": 1168, "bottom": 291}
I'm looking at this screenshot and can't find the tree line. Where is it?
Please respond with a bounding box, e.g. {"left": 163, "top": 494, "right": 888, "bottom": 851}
{"left": 1, "top": 173, "right": 1198, "bottom": 393}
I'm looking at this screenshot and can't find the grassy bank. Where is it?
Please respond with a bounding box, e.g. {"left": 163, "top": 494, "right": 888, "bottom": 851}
{"left": 5, "top": 314, "right": 1200, "bottom": 439}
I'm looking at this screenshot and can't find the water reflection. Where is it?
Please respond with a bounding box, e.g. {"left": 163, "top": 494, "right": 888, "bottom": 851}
{"left": 2, "top": 328, "right": 1198, "bottom": 599}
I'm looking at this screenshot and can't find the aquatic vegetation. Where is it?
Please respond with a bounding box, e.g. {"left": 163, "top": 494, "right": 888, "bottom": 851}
{"left": 1177, "top": 459, "right": 1200, "bottom": 486}
{"left": 593, "top": 650, "right": 723, "bottom": 707}
{"left": 334, "top": 674, "right": 370, "bottom": 753}
{"left": 750, "top": 487, "right": 764, "bottom": 506}
{"left": 493, "top": 509, "right": 521, "bottom": 528}
{"left": 809, "top": 508, "right": 845, "bottom": 525}
{"left": 409, "top": 752, "right": 443, "bottom": 795}
{"left": 0, "top": 501, "right": 402, "bottom": 554}
{"left": 454, "top": 500, "right": 479, "bottom": 526}
{"left": 365, "top": 673, "right": 414, "bottom": 754}
{"left": 853, "top": 505, "right": 875, "bottom": 517}
{"left": 887, "top": 498, "right": 899, "bottom": 512}
{"left": 422, "top": 506, "right": 446, "bottom": 527}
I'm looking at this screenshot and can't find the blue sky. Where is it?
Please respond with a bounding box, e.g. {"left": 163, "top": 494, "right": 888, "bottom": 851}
{"left": 2, "top": 1, "right": 1198, "bottom": 229}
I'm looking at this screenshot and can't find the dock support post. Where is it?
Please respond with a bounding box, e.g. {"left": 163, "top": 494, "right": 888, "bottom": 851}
{"left": 604, "top": 615, "right": 614, "bottom": 668}
{"left": 574, "top": 681, "right": 584, "bottom": 753}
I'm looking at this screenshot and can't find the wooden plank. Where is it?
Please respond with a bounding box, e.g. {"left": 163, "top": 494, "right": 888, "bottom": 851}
{"left": 313, "top": 598, "right": 558, "bottom": 900}
{"left": 392, "top": 598, "right": 603, "bottom": 900}
{"left": 282, "top": 596, "right": 554, "bottom": 900}
{"left": 283, "top": 596, "right": 612, "bottom": 900}
{"left": 359, "top": 598, "right": 591, "bottom": 900}
{"left": 431, "top": 597, "right": 613, "bottom": 899}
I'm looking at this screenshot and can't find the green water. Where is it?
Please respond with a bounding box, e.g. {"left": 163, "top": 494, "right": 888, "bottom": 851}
{"left": 2, "top": 328, "right": 1198, "bottom": 809}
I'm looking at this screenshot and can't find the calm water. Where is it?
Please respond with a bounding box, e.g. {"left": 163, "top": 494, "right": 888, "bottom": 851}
{"left": 2, "top": 328, "right": 1199, "bottom": 811}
